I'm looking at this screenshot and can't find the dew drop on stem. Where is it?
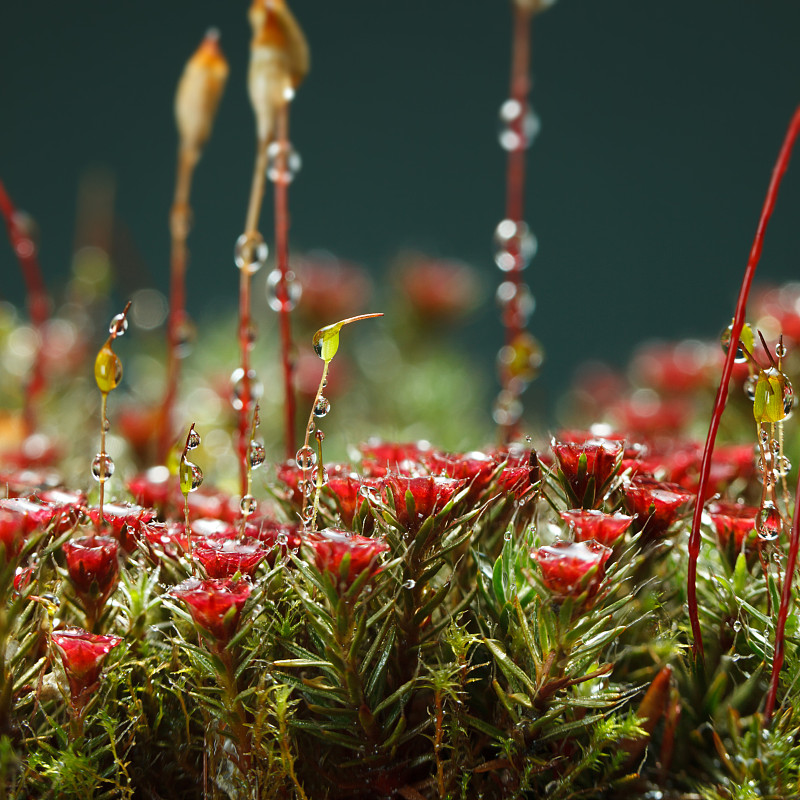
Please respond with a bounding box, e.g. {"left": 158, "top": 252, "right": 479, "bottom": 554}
{"left": 249, "top": 441, "right": 266, "bottom": 469}
{"left": 313, "top": 396, "right": 330, "bottom": 418}
{"left": 91, "top": 453, "right": 115, "bottom": 483}
{"left": 296, "top": 446, "right": 316, "bottom": 469}
{"left": 233, "top": 231, "right": 268, "bottom": 275}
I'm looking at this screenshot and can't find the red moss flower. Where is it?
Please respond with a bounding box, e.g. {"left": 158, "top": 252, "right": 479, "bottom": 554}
{"left": 707, "top": 501, "right": 758, "bottom": 553}
{"left": 0, "top": 496, "right": 63, "bottom": 535}
{"left": 51, "top": 627, "right": 122, "bottom": 707}
{"left": 380, "top": 474, "right": 465, "bottom": 532}
{"left": 86, "top": 502, "right": 157, "bottom": 551}
{"left": 393, "top": 253, "right": 480, "bottom": 322}
{"left": 532, "top": 540, "right": 611, "bottom": 598}
{"left": 63, "top": 535, "right": 120, "bottom": 624}
{"left": 359, "top": 440, "right": 433, "bottom": 478}
{"left": 631, "top": 341, "right": 715, "bottom": 394}
{"left": 624, "top": 476, "right": 695, "bottom": 538}
{"left": 304, "top": 528, "right": 389, "bottom": 590}
{"left": 171, "top": 577, "right": 251, "bottom": 643}
{"left": 294, "top": 253, "right": 372, "bottom": 323}
{"left": 551, "top": 434, "right": 623, "bottom": 507}
{"left": 425, "top": 450, "right": 497, "bottom": 499}
{"left": 559, "top": 509, "right": 633, "bottom": 547}
{"left": 0, "top": 510, "right": 24, "bottom": 560}
{"left": 324, "top": 473, "right": 376, "bottom": 529}
{"left": 193, "top": 537, "right": 266, "bottom": 578}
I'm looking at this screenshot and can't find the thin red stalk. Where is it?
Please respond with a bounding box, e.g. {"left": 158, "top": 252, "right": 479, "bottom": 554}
{"left": 499, "top": 6, "right": 532, "bottom": 445}
{"left": 765, "top": 458, "right": 800, "bottom": 721}
{"left": 504, "top": 5, "right": 531, "bottom": 228}
{"left": 274, "top": 104, "right": 297, "bottom": 458}
{"left": 0, "top": 179, "right": 50, "bottom": 433}
{"left": 687, "top": 106, "right": 800, "bottom": 662}
{"left": 237, "top": 266, "right": 254, "bottom": 496}
{"left": 159, "top": 151, "right": 196, "bottom": 462}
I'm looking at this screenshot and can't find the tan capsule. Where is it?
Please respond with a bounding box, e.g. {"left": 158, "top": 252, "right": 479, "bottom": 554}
{"left": 175, "top": 29, "right": 230, "bottom": 158}
{"left": 247, "top": 0, "right": 309, "bottom": 142}
{"left": 513, "top": 0, "right": 558, "bottom": 14}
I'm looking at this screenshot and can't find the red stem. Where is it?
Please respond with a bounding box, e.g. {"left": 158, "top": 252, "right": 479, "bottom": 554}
{"left": 687, "top": 106, "right": 800, "bottom": 662}
{"left": 499, "top": 6, "right": 532, "bottom": 445}
{"left": 274, "top": 105, "right": 297, "bottom": 459}
{"left": 765, "top": 461, "right": 800, "bottom": 722}
{"left": 0, "top": 179, "right": 50, "bottom": 434}
{"left": 237, "top": 268, "right": 253, "bottom": 496}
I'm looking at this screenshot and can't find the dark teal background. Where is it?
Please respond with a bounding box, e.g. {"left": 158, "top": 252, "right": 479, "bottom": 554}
{"left": 2, "top": 1, "right": 800, "bottom": 409}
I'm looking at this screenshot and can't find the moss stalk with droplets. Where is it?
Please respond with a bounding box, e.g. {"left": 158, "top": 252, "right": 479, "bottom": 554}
{"left": 179, "top": 422, "right": 203, "bottom": 572}
{"left": 93, "top": 302, "right": 131, "bottom": 525}
{"left": 687, "top": 105, "right": 800, "bottom": 663}
{"left": 299, "top": 313, "right": 383, "bottom": 530}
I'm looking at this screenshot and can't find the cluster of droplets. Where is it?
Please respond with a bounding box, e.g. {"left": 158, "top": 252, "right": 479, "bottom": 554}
{"left": 179, "top": 424, "right": 203, "bottom": 571}
{"left": 240, "top": 404, "right": 265, "bottom": 526}
{"left": 492, "top": 95, "right": 544, "bottom": 430}
{"left": 92, "top": 304, "right": 130, "bottom": 522}
{"left": 266, "top": 140, "right": 301, "bottom": 185}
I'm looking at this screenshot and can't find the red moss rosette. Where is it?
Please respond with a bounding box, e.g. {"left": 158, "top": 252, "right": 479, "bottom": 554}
{"left": 304, "top": 527, "right": 389, "bottom": 590}
{"left": 171, "top": 577, "right": 251, "bottom": 643}
{"left": 532, "top": 539, "right": 612, "bottom": 598}
{"left": 51, "top": 627, "right": 122, "bottom": 707}
{"left": 559, "top": 509, "right": 633, "bottom": 547}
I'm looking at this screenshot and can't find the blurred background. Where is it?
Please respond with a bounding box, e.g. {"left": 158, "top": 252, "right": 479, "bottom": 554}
{"left": 2, "top": 0, "right": 800, "bottom": 438}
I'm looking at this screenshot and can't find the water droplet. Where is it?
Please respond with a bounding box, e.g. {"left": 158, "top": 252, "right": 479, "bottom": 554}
{"left": 503, "top": 530, "right": 512, "bottom": 541}
{"left": 322, "top": 378, "right": 328, "bottom": 388}
{"left": 783, "top": 378, "right": 794, "bottom": 414}
{"left": 497, "top": 99, "right": 541, "bottom": 152}
{"left": 777, "top": 342, "right": 788, "bottom": 359}
{"left": 403, "top": 579, "right": 416, "bottom": 589}
{"left": 187, "top": 429, "right": 201, "bottom": 450}
{"left": 765, "top": 471, "right": 776, "bottom": 487}
{"left": 173, "top": 316, "right": 196, "bottom": 358}
{"left": 295, "top": 446, "right": 316, "bottom": 469}
{"left": 493, "top": 219, "right": 537, "bottom": 272}
{"left": 306, "top": 421, "right": 315, "bottom": 434}
{"left": 497, "top": 331, "right": 544, "bottom": 386}
{"left": 109, "top": 313, "right": 128, "bottom": 338}
{"left": 780, "top": 456, "right": 792, "bottom": 476}
{"left": 240, "top": 495, "right": 257, "bottom": 515}
{"left": 301, "top": 506, "right": 314, "bottom": 523}
{"left": 230, "top": 367, "right": 264, "bottom": 411}
{"left": 771, "top": 438, "right": 781, "bottom": 455}
{"left": 315, "top": 429, "right": 325, "bottom": 443}
{"left": 744, "top": 374, "right": 758, "bottom": 401}
{"left": 757, "top": 503, "right": 782, "bottom": 541}
{"left": 297, "top": 479, "right": 315, "bottom": 498}
{"left": 91, "top": 453, "right": 115, "bottom": 483}
{"left": 266, "top": 140, "right": 302, "bottom": 184}
{"left": 496, "top": 281, "right": 536, "bottom": 324}
{"left": 493, "top": 390, "right": 523, "bottom": 427}
{"left": 313, "top": 396, "right": 331, "bottom": 418}
{"left": 276, "top": 532, "right": 289, "bottom": 546}
{"left": 102, "top": 418, "right": 110, "bottom": 433}
{"left": 720, "top": 323, "right": 749, "bottom": 363}
{"left": 249, "top": 441, "right": 266, "bottom": 469}
{"left": 760, "top": 428, "right": 770, "bottom": 446}
{"left": 266, "top": 268, "right": 302, "bottom": 312}
{"left": 180, "top": 460, "right": 203, "bottom": 494}
{"left": 234, "top": 232, "right": 268, "bottom": 275}
{"left": 733, "top": 620, "right": 742, "bottom": 632}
